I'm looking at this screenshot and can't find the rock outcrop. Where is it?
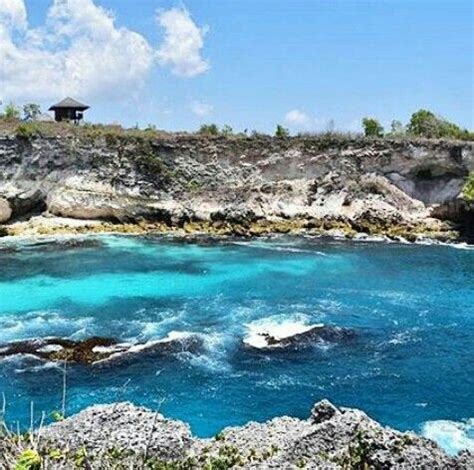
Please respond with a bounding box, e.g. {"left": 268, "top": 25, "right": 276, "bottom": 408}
{"left": 9, "top": 400, "right": 469, "bottom": 469}
{"left": 0, "top": 134, "right": 473, "bottom": 240}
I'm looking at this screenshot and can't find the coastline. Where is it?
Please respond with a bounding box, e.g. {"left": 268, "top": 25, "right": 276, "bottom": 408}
{"left": 1, "top": 213, "right": 468, "bottom": 247}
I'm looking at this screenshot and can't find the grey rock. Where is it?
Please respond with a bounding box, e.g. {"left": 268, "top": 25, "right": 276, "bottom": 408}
{"left": 35, "top": 400, "right": 473, "bottom": 469}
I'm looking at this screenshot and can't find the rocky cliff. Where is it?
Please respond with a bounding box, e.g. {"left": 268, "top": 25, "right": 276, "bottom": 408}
{"left": 1, "top": 400, "right": 471, "bottom": 469}
{"left": 0, "top": 134, "right": 473, "bottom": 240}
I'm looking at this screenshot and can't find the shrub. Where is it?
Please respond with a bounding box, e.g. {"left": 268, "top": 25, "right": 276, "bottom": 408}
{"left": 4, "top": 102, "right": 21, "bottom": 121}
{"left": 14, "top": 449, "right": 41, "bottom": 470}
{"left": 362, "top": 117, "right": 384, "bottom": 137}
{"left": 275, "top": 124, "right": 289, "bottom": 138}
{"left": 198, "top": 123, "right": 219, "bottom": 136}
{"left": 221, "top": 124, "right": 234, "bottom": 136}
{"left": 407, "top": 109, "right": 471, "bottom": 140}
{"left": 16, "top": 123, "right": 40, "bottom": 139}
{"left": 463, "top": 173, "right": 474, "bottom": 203}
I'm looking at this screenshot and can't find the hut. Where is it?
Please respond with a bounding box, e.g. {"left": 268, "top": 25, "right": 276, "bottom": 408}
{"left": 49, "top": 97, "right": 89, "bottom": 123}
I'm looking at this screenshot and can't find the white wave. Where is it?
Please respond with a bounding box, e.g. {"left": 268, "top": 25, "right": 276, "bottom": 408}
{"left": 243, "top": 314, "right": 322, "bottom": 349}
{"left": 93, "top": 331, "right": 197, "bottom": 364}
{"left": 177, "top": 331, "right": 230, "bottom": 373}
{"left": 0, "top": 310, "right": 94, "bottom": 343}
{"left": 231, "top": 240, "right": 326, "bottom": 255}
{"left": 422, "top": 418, "right": 474, "bottom": 455}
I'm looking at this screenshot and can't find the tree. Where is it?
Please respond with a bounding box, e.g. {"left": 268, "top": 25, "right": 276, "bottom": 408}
{"left": 3, "top": 102, "right": 20, "bottom": 120}
{"left": 23, "top": 103, "right": 41, "bottom": 121}
{"left": 407, "top": 109, "right": 466, "bottom": 139}
{"left": 275, "top": 124, "right": 289, "bottom": 138}
{"left": 390, "top": 120, "right": 405, "bottom": 135}
{"left": 407, "top": 109, "right": 440, "bottom": 137}
{"left": 362, "top": 117, "right": 384, "bottom": 137}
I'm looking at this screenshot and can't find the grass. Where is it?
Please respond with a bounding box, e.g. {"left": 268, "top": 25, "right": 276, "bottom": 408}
{"left": 463, "top": 172, "right": 474, "bottom": 203}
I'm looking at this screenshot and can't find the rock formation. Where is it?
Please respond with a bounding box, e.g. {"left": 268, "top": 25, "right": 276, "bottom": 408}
{"left": 0, "top": 133, "right": 473, "bottom": 241}
{"left": 3, "top": 400, "right": 469, "bottom": 468}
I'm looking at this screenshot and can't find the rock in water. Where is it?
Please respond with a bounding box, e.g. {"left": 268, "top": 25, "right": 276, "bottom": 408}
{"left": 0, "top": 332, "right": 203, "bottom": 365}
{"left": 244, "top": 324, "right": 355, "bottom": 351}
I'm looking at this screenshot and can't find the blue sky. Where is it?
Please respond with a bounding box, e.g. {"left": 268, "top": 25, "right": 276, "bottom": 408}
{"left": 2, "top": 0, "right": 473, "bottom": 132}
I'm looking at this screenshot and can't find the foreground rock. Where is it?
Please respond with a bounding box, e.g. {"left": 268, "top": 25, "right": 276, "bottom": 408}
{"left": 14, "top": 400, "right": 469, "bottom": 469}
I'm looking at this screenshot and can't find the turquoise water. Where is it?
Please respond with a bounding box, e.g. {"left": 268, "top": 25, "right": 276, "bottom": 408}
{"left": 0, "top": 235, "right": 473, "bottom": 454}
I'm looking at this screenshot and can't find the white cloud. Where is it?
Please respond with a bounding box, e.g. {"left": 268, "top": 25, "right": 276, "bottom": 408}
{"left": 285, "top": 109, "right": 311, "bottom": 126}
{"left": 0, "top": 0, "right": 27, "bottom": 30}
{"left": 156, "top": 7, "right": 209, "bottom": 77}
{"left": 190, "top": 100, "right": 213, "bottom": 117}
{"left": 0, "top": 1, "right": 210, "bottom": 104}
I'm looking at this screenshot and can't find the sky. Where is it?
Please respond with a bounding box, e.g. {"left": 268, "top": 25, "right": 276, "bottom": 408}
{"left": 0, "top": 0, "right": 472, "bottom": 133}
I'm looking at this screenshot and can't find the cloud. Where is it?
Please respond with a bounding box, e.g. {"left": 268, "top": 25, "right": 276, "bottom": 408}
{"left": 0, "top": 0, "right": 27, "bottom": 29}
{"left": 0, "top": 1, "right": 209, "bottom": 103}
{"left": 190, "top": 100, "right": 213, "bottom": 117}
{"left": 156, "top": 7, "right": 209, "bottom": 77}
{"left": 284, "top": 109, "right": 311, "bottom": 126}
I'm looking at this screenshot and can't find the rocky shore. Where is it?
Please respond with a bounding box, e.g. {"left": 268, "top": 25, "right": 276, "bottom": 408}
{"left": 0, "top": 133, "right": 473, "bottom": 242}
{"left": 1, "top": 400, "right": 471, "bottom": 469}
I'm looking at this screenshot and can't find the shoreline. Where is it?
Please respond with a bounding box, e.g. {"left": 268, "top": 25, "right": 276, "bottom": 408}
{"left": 1, "top": 214, "right": 471, "bottom": 248}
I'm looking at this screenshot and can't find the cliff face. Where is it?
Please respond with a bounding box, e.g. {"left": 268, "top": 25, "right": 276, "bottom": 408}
{"left": 0, "top": 134, "right": 472, "bottom": 240}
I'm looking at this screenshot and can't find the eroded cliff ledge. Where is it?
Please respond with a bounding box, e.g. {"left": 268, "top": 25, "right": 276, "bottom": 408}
{"left": 0, "top": 134, "right": 472, "bottom": 241}
{"left": 1, "top": 400, "right": 471, "bottom": 469}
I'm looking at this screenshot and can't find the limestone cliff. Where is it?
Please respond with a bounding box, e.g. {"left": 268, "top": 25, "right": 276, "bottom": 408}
{"left": 0, "top": 134, "right": 472, "bottom": 240}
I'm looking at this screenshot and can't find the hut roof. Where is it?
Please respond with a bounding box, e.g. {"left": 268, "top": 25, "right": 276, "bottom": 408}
{"left": 49, "top": 97, "right": 89, "bottom": 111}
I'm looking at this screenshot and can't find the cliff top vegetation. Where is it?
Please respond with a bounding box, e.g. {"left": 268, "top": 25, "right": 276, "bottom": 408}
{"left": 0, "top": 102, "right": 472, "bottom": 143}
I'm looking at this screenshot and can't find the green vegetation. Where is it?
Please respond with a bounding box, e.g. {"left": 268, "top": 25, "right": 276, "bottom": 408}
{"left": 15, "top": 122, "right": 41, "bottom": 139}
{"left": 275, "top": 124, "right": 289, "bottom": 138}
{"left": 407, "top": 109, "right": 473, "bottom": 140}
{"left": 362, "top": 117, "right": 384, "bottom": 137}
{"left": 198, "top": 123, "right": 219, "bottom": 136}
{"left": 14, "top": 450, "right": 41, "bottom": 470}
{"left": 463, "top": 172, "right": 474, "bottom": 203}
{"left": 3, "top": 102, "right": 21, "bottom": 121}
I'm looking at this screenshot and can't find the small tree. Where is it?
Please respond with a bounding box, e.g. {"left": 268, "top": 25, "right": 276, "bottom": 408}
{"left": 407, "top": 109, "right": 466, "bottom": 139}
{"left": 390, "top": 120, "right": 405, "bottom": 135}
{"left": 407, "top": 109, "right": 439, "bottom": 137}
{"left": 275, "top": 124, "right": 289, "bottom": 138}
{"left": 23, "top": 103, "right": 41, "bottom": 121}
{"left": 221, "top": 124, "right": 233, "bottom": 137}
{"left": 4, "top": 102, "right": 20, "bottom": 120}
{"left": 362, "top": 117, "right": 384, "bottom": 137}
{"left": 199, "top": 123, "right": 219, "bottom": 136}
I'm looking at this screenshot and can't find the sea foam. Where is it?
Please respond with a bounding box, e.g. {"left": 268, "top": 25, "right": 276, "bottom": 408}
{"left": 422, "top": 418, "right": 474, "bottom": 455}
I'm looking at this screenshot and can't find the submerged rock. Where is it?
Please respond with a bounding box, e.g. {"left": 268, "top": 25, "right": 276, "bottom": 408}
{"left": 30, "top": 400, "right": 472, "bottom": 469}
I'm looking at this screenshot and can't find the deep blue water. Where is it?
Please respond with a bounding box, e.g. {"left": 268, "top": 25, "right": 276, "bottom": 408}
{"left": 0, "top": 235, "right": 473, "bottom": 454}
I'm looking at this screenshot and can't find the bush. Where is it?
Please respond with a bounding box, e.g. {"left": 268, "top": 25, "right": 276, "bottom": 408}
{"left": 4, "top": 102, "right": 21, "bottom": 121}
{"left": 198, "top": 123, "right": 219, "bottom": 136}
{"left": 16, "top": 123, "right": 40, "bottom": 139}
{"left": 407, "top": 109, "right": 471, "bottom": 140}
{"left": 362, "top": 117, "right": 384, "bottom": 137}
{"left": 463, "top": 173, "right": 474, "bottom": 203}
{"left": 275, "top": 124, "right": 289, "bottom": 138}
